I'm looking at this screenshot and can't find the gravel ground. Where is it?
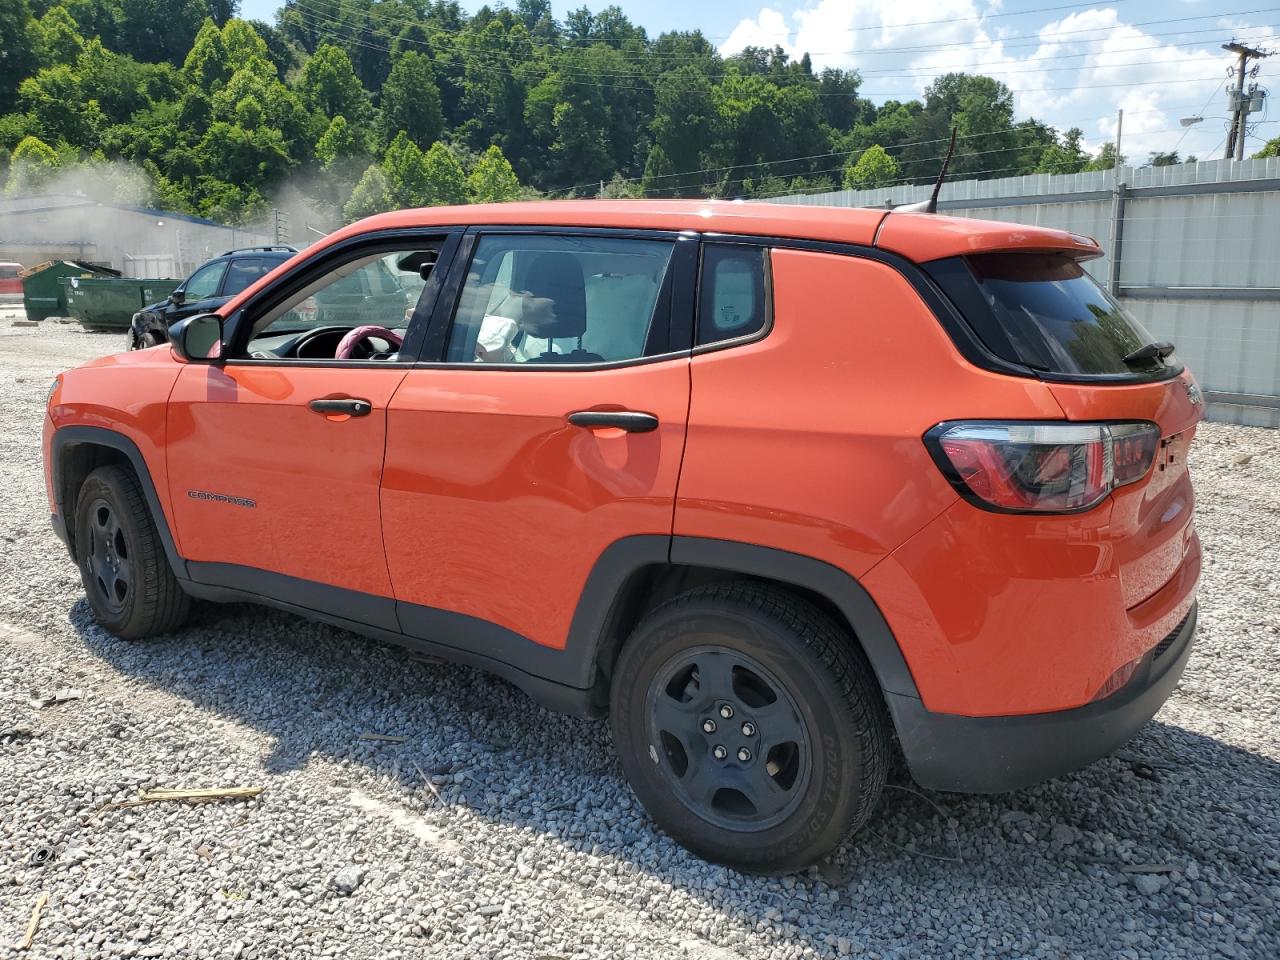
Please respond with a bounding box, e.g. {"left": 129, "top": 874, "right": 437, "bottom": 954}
{"left": 1, "top": 317, "right": 1278, "bottom": 960}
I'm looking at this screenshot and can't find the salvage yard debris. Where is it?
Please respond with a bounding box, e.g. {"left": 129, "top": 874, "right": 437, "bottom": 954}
{"left": 359, "top": 732, "right": 408, "bottom": 743}
{"left": 102, "top": 786, "right": 263, "bottom": 810}
{"left": 19, "top": 893, "right": 47, "bottom": 951}
{"left": 29, "top": 688, "right": 83, "bottom": 708}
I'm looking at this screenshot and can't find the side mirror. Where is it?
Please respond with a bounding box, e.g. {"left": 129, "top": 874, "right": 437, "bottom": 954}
{"left": 168, "top": 313, "right": 224, "bottom": 364}
{"left": 169, "top": 289, "right": 185, "bottom": 305}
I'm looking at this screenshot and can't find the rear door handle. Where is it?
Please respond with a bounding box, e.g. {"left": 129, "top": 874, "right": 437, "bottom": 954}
{"left": 309, "top": 397, "right": 372, "bottom": 417}
{"left": 567, "top": 410, "right": 659, "bottom": 433}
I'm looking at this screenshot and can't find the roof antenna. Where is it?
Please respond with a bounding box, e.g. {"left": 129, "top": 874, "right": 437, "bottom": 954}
{"left": 896, "top": 126, "right": 957, "bottom": 214}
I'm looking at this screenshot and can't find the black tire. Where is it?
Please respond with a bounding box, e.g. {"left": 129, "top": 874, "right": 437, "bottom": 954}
{"left": 73, "top": 465, "right": 190, "bottom": 639}
{"left": 610, "top": 582, "right": 889, "bottom": 873}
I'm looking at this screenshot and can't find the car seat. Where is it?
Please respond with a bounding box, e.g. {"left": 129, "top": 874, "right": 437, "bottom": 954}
{"left": 521, "top": 252, "right": 604, "bottom": 363}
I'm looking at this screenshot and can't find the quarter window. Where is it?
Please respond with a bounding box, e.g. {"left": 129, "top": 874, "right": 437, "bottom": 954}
{"left": 445, "top": 234, "right": 675, "bottom": 365}
{"left": 697, "top": 244, "right": 769, "bottom": 346}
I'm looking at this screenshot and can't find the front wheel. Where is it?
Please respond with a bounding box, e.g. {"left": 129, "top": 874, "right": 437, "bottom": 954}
{"left": 610, "top": 583, "right": 890, "bottom": 873}
{"left": 74, "top": 465, "right": 190, "bottom": 639}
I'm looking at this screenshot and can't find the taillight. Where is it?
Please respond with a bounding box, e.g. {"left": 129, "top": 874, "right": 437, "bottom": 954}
{"left": 925, "top": 421, "right": 1160, "bottom": 513}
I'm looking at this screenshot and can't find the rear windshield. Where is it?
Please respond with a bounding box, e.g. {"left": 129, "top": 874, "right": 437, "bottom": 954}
{"left": 926, "top": 253, "right": 1180, "bottom": 379}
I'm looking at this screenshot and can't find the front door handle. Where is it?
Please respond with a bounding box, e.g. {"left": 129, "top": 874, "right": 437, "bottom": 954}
{"left": 309, "top": 397, "right": 372, "bottom": 417}
{"left": 567, "top": 410, "right": 659, "bottom": 433}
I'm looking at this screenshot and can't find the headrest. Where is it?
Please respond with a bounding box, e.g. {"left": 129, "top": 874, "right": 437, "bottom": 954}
{"left": 522, "top": 252, "right": 587, "bottom": 339}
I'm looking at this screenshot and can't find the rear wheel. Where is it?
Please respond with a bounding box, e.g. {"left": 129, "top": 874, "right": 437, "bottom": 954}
{"left": 73, "top": 465, "right": 189, "bottom": 639}
{"left": 610, "top": 582, "right": 889, "bottom": 873}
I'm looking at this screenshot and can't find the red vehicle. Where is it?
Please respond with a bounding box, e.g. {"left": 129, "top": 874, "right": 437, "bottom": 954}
{"left": 42, "top": 201, "right": 1201, "bottom": 871}
{"left": 0, "top": 261, "right": 23, "bottom": 299}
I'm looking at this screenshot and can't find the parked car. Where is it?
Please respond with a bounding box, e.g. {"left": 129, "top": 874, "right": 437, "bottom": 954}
{"left": 127, "top": 245, "right": 297, "bottom": 349}
{"left": 0, "top": 261, "right": 24, "bottom": 301}
{"left": 43, "top": 200, "right": 1202, "bottom": 872}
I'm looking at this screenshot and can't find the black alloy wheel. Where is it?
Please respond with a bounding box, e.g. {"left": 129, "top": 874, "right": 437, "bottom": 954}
{"left": 611, "top": 582, "right": 890, "bottom": 873}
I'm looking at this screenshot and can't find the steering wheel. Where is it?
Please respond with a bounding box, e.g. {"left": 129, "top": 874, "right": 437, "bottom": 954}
{"left": 335, "top": 325, "right": 404, "bottom": 360}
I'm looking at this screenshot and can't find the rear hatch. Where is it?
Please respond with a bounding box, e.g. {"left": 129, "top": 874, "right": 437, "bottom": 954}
{"left": 926, "top": 251, "right": 1201, "bottom": 611}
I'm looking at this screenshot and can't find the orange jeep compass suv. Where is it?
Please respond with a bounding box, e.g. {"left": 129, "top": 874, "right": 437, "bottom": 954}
{"left": 43, "top": 201, "right": 1201, "bottom": 872}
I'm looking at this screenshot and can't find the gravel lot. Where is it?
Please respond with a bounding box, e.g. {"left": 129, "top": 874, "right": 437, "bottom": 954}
{"left": 2, "top": 317, "right": 1278, "bottom": 960}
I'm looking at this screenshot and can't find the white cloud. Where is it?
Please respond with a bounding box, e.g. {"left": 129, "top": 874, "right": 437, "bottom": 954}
{"left": 719, "top": 7, "right": 795, "bottom": 57}
{"left": 718, "top": 1, "right": 1274, "bottom": 164}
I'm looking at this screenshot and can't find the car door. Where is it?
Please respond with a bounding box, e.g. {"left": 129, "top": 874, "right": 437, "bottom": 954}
{"left": 381, "top": 230, "right": 696, "bottom": 662}
{"left": 169, "top": 258, "right": 228, "bottom": 323}
{"left": 165, "top": 234, "right": 458, "bottom": 628}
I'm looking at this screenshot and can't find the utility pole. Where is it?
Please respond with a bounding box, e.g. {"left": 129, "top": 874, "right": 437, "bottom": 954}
{"left": 1108, "top": 108, "right": 1126, "bottom": 298}
{"left": 1113, "top": 108, "right": 1123, "bottom": 184}
{"left": 1224, "top": 41, "right": 1271, "bottom": 161}
{"left": 272, "top": 208, "right": 290, "bottom": 245}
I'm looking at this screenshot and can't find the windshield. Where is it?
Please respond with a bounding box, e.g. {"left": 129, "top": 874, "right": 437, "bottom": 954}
{"left": 927, "top": 252, "right": 1181, "bottom": 380}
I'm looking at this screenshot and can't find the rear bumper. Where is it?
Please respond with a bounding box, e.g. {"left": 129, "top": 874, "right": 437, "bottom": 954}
{"left": 891, "top": 603, "right": 1196, "bottom": 793}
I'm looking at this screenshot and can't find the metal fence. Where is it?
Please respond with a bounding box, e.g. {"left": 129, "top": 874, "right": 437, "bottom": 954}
{"left": 772, "top": 156, "right": 1280, "bottom": 428}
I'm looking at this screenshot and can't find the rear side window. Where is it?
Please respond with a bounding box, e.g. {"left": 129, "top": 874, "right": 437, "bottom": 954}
{"left": 697, "top": 245, "right": 769, "bottom": 346}
{"left": 0, "top": 265, "right": 19, "bottom": 279}
{"left": 446, "top": 234, "right": 675, "bottom": 365}
{"left": 927, "top": 253, "right": 1179, "bottom": 379}
{"left": 223, "top": 258, "right": 269, "bottom": 296}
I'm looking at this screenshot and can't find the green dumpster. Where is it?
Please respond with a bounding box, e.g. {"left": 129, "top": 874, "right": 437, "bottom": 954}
{"left": 21, "top": 260, "right": 120, "bottom": 322}
{"left": 62, "top": 276, "right": 182, "bottom": 331}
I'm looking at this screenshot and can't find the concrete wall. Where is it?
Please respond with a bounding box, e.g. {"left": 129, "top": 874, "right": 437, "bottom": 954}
{"left": 0, "top": 196, "right": 272, "bottom": 279}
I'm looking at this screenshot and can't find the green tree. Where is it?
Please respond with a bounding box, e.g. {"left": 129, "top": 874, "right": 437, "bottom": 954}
{"left": 468, "top": 144, "right": 522, "bottom": 202}
{"left": 379, "top": 52, "right": 444, "bottom": 149}
{"left": 421, "top": 141, "right": 468, "bottom": 205}
{"left": 1147, "top": 150, "right": 1181, "bottom": 167}
{"left": 843, "top": 144, "right": 900, "bottom": 189}
{"left": 19, "top": 65, "right": 106, "bottom": 147}
{"left": 32, "top": 6, "right": 86, "bottom": 66}
{"left": 817, "top": 67, "right": 865, "bottom": 132}
{"left": 77, "top": 41, "right": 168, "bottom": 126}
{"left": 183, "top": 19, "right": 231, "bottom": 91}
{"left": 598, "top": 172, "right": 642, "bottom": 198}
{"left": 117, "top": 0, "right": 211, "bottom": 65}
{"left": 298, "top": 43, "right": 372, "bottom": 123}
{"left": 1035, "top": 127, "right": 1088, "bottom": 174}
{"left": 5, "top": 135, "right": 61, "bottom": 194}
{"left": 655, "top": 66, "right": 716, "bottom": 197}
{"left": 221, "top": 18, "right": 273, "bottom": 71}
{"left": 1083, "top": 142, "right": 1125, "bottom": 172}
{"left": 1254, "top": 137, "right": 1280, "bottom": 159}
{"left": 345, "top": 162, "right": 389, "bottom": 219}
{"left": 0, "top": 0, "right": 38, "bottom": 114}
{"left": 381, "top": 132, "right": 430, "bottom": 207}
{"left": 316, "top": 115, "right": 368, "bottom": 170}
{"left": 197, "top": 120, "right": 292, "bottom": 188}
{"left": 640, "top": 142, "right": 674, "bottom": 197}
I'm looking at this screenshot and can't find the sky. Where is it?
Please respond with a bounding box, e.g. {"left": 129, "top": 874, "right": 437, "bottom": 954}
{"left": 237, "top": 0, "right": 1279, "bottom": 163}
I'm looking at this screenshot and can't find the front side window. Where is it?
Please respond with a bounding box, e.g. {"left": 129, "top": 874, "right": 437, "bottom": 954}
{"left": 238, "top": 244, "right": 443, "bottom": 361}
{"left": 183, "top": 260, "right": 227, "bottom": 301}
{"left": 697, "top": 244, "right": 769, "bottom": 346}
{"left": 445, "top": 234, "right": 675, "bottom": 365}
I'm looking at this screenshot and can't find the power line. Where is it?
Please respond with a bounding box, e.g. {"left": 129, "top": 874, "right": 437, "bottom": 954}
{"left": 286, "top": 0, "right": 1279, "bottom": 68}
{"left": 288, "top": 8, "right": 1242, "bottom": 100}
{"left": 555, "top": 124, "right": 1197, "bottom": 198}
